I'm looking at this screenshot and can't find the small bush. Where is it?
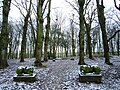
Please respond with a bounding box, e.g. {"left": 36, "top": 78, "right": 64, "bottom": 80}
{"left": 16, "top": 66, "right": 34, "bottom": 76}
{"left": 16, "top": 68, "right": 24, "bottom": 76}
{"left": 93, "top": 66, "right": 101, "bottom": 74}
{"left": 80, "top": 65, "right": 101, "bottom": 74}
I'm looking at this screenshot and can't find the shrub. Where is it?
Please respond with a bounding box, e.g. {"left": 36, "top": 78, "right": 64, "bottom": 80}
{"left": 16, "top": 68, "right": 24, "bottom": 76}
{"left": 80, "top": 65, "right": 101, "bottom": 75}
{"left": 93, "top": 66, "right": 101, "bottom": 74}
{"left": 16, "top": 66, "right": 34, "bottom": 76}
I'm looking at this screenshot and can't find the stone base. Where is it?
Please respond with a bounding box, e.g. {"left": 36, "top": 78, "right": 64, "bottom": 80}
{"left": 13, "top": 73, "right": 37, "bottom": 82}
{"left": 79, "top": 72, "right": 102, "bottom": 83}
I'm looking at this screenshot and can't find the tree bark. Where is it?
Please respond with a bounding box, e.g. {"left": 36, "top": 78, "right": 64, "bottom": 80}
{"left": 8, "top": 27, "right": 13, "bottom": 59}
{"left": 53, "top": 34, "right": 56, "bottom": 59}
{"left": 20, "top": 0, "right": 32, "bottom": 62}
{"left": 71, "top": 15, "right": 76, "bottom": 56}
{"left": 117, "top": 32, "right": 119, "bottom": 56}
{"left": 44, "top": 0, "right": 51, "bottom": 61}
{"left": 29, "top": 18, "right": 36, "bottom": 57}
{"left": 110, "top": 40, "right": 115, "bottom": 55}
{"left": 0, "top": 0, "right": 11, "bottom": 68}
{"left": 96, "top": 0, "right": 112, "bottom": 65}
{"left": 34, "top": 0, "right": 44, "bottom": 67}
{"left": 84, "top": 19, "right": 93, "bottom": 59}
{"left": 78, "top": 0, "right": 86, "bottom": 65}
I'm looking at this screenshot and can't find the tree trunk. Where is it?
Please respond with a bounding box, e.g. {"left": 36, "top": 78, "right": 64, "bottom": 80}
{"left": 78, "top": 0, "right": 86, "bottom": 65}
{"left": 53, "top": 34, "right": 56, "bottom": 59}
{"left": 0, "top": 0, "right": 11, "bottom": 68}
{"left": 44, "top": 0, "right": 51, "bottom": 61}
{"left": 49, "top": 39, "right": 52, "bottom": 59}
{"left": 29, "top": 17, "right": 36, "bottom": 57}
{"left": 57, "top": 34, "right": 60, "bottom": 58}
{"left": 96, "top": 0, "right": 112, "bottom": 65}
{"left": 20, "top": 0, "right": 32, "bottom": 62}
{"left": 84, "top": 21, "right": 93, "bottom": 59}
{"left": 34, "top": 0, "right": 44, "bottom": 67}
{"left": 65, "top": 47, "right": 68, "bottom": 57}
{"left": 8, "top": 33, "right": 12, "bottom": 59}
{"left": 110, "top": 40, "right": 115, "bottom": 55}
{"left": 72, "top": 30, "right": 76, "bottom": 56}
{"left": 71, "top": 17, "right": 76, "bottom": 56}
{"left": 117, "top": 32, "right": 119, "bottom": 56}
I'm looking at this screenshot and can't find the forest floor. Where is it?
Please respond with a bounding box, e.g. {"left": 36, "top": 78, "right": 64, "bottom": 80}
{"left": 0, "top": 56, "right": 120, "bottom": 90}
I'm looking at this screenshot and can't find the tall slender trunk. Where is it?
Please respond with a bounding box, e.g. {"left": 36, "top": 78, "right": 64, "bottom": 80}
{"left": 78, "top": 0, "right": 85, "bottom": 65}
{"left": 49, "top": 39, "right": 52, "bottom": 59}
{"left": 53, "top": 34, "right": 56, "bottom": 59}
{"left": 44, "top": 0, "right": 51, "bottom": 61}
{"left": 34, "top": 0, "right": 44, "bottom": 67}
{"left": 8, "top": 34, "right": 12, "bottom": 59}
{"left": 110, "top": 40, "right": 115, "bottom": 55}
{"left": 71, "top": 24, "right": 76, "bottom": 56}
{"left": 0, "top": 0, "right": 11, "bottom": 68}
{"left": 117, "top": 32, "right": 119, "bottom": 56}
{"left": 84, "top": 19, "right": 93, "bottom": 59}
{"left": 30, "top": 18, "right": 36, "bottom": 57}
{"left": 62, "top": 46, "right": 64, "bottom": 57}
{"left": 57, "top": 34, "right": 60, "bottom": 58}
{"left": 96, "top": 0, "right": 112, "bottom": 65}
{"left": 20, "top": 0, "right": 32, "bottom": 62}
{"left": 98, "top": 30, "right": 101, "bottom": 55}
{"left": 86, "top": 24, "right": 93, "bottom": 59}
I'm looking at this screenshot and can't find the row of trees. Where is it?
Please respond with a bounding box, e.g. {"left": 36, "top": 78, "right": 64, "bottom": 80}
{"left": 0, "top": 0, "right": 52, "bottom": 68}
{"left": 65, "top": 0, "right": 120, "bottom": 65}
{"left": 0, "top": 0, "right": 120, "bottom": 68}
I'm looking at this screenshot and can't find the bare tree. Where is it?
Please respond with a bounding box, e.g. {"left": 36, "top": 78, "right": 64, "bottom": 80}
{"left": 78, "top": 0, "right": 86, "bottom": 65}
{"left": 20, "top": 0, "right": 32, "bottom": 62}
{"left": 34, "top": 0, "right": 45, "bottom": 67}
{"left": 96, "top": 0, "right": 113, "bottom": 65}
{"left": 84, "top": 1, "right": 96, "bottom": 59}
{"left": 70, "top": 14, "right": 76, "bottom": 56}
{"left": 44, "top": 0, "right": 51, "bottom": 61}
{"left": 0, "top": 0, "right": 12, "bottom": 68}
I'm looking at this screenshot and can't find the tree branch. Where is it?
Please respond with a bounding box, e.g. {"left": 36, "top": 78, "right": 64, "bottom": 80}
{"left": 12, "top": 1, "right": 25, "bottom": 17}
{"left": 108, "top": 30, "right": 120, "bottom": 42}
{"left": 114, "top": 0, "right": 120, "bottom": 11}
{"left": 42, "top": 0, "right": 49, "bottom": 15}
{"left": 65, "top": 0, "right": 79, "bottom": 13}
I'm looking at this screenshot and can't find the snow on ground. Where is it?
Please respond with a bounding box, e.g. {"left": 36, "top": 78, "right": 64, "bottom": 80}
{"left": 0, "top": 56, "right": 120, "bottom": 90}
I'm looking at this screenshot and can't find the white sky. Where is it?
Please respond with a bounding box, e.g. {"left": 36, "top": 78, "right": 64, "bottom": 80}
{"left": 7, "top": 0, "right": 117, "bottom": 32}
{"left": 9, "top": 0, "right": 116, "bottom": 20}
{"left": 9, "top": 0, "right": 74, "bottom": 20}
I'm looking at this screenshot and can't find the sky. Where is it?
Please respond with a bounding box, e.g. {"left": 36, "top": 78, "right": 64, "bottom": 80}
{"left": 9, "top": 0, "right": 74, "bottom": 20}
{"left": 8, "top": 0, "right": 116, "bottom": 20}
{"left": 0, "top": 0, "right": 117, "bottom": 21}
{"left": 6, "top": 0, "right": 117, "bottom": 33}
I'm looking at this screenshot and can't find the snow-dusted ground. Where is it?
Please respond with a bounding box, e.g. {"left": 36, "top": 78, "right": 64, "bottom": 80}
{"left": 0, "top": 56, "right": 120, "bottom": 90}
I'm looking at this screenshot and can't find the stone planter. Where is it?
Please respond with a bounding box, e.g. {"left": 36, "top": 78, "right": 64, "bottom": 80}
{"left": 13, "top": 73, "right": 37, "bottom": 82}
{"left": 79, "top": 65, "right": 102, "bottom": 83}
{"left": 13, "top": 66, "right": 37, "bottom": 82}
{"left": 79, "top": 72, "right": 102, "bottom": 83}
